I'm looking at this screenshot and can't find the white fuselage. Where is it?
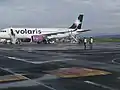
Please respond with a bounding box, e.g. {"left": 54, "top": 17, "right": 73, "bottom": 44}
{"left": 0, "top": 28, "right": 78, "bottom": 40}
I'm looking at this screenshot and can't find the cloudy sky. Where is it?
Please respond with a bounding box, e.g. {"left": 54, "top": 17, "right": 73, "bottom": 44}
{"left": 0, "top": 0, "right": 120, "bottom": 35}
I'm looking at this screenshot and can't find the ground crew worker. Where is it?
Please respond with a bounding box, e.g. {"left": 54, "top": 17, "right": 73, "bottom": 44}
{"left": 83, "top": 37, "right": 87, "bottom": 50}
{"left": 89, "top": 37, "right": 93, "bottom": 49}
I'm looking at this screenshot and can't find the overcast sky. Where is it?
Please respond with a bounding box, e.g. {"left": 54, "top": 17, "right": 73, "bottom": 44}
{"left": 0, "top": 0, "right": 120, "bottom": 35}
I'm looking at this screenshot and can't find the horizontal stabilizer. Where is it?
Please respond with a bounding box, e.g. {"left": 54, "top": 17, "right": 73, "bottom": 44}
{"left": 76, "top": 29, "right": 91, "bottom": 32}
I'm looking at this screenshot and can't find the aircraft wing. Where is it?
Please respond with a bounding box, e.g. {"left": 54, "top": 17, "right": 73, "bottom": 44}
{"left": 44, "top": 30, "right": 70, "bottom": 36}
{"left": 44, "top": 29, "right": 91, "bottom": 36}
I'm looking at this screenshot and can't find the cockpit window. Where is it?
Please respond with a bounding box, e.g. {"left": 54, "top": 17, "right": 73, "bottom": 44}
{"left": 0, "top": 30, "right": 6, "bottom": 32}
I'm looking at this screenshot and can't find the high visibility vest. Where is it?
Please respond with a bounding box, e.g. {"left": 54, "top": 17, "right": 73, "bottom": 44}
{"left": 84, "top": 39, "right": 87, "bottom": 43}
{"left": 90, "top": 38, "right": 93, "bottom": 43}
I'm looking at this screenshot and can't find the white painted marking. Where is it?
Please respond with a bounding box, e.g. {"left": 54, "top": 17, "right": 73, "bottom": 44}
{"left": 84, "top": 81, "right": 117, "bottom": 90}
{"left": 7, "top": 56, "right": 32, "bottom": 63}
{"left": 32, "top": 59, "right": 74, "bottom": 64}
{"left": 36, "top": 74, "right": 58, "bottom": 81}
{"left": 112, "top": 58, "right": 120, "bottom": 64}
{"left": 6, "top": 56, "right": 74, "bottom": 65}
{"left": 117, "top": 77, "right": 120, "bottom": 80}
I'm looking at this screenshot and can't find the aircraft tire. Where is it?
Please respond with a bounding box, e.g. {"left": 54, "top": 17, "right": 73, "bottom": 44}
{"left": 47, "top": 39, "right": 51, "bottom": 44}
{"left": 42, "top": 39, "right": 47, "bottom": 44}
{"left": 3, "top": 41, "right": 7, "bottom": 44}
{"left": 15, "top": 39, "right": 21, "bottom": 44}
{"left": 9, "top": 42, "right": 13, "bottom": 45}
{"left": 37, "top": 41, "right": 41, "bottom": 44}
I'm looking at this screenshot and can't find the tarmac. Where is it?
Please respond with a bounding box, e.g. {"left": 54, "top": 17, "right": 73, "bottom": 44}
{"left": 0, "top": 42, "right": 120, "bottom": 90}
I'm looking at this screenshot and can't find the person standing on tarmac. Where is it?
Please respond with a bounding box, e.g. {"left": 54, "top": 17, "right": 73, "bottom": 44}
{"left": 83, "top": 37, "right": 87, "bottom": 50}
{"left": 89, "top": 37, "right": 93, "bottom": 50}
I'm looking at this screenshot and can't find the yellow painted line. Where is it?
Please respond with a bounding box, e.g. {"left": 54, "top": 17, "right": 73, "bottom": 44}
{"left": 48, "top": 67, "right": 112, "bottom": 78}
{"left": 57, "top": 72, "right": 111, "bottom": 78}
{"left": 0, "top": 74, "right": 28, "bottom": 83}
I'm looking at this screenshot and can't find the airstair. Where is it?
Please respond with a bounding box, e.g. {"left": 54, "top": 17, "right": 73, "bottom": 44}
{"left": 69, "top": 31, "right": 79, "bottom": 43}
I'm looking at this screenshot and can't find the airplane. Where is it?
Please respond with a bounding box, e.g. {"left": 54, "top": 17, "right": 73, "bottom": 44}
{"left": 0, "top": 14, "right": 91, "bottom": 44}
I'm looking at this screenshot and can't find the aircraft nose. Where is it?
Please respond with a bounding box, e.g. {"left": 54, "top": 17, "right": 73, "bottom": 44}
{"left": 0, "top": 32, "right": 9, "bottom": 38}
{"left": 0, "top": 32, "right": 4, "bottom": 38}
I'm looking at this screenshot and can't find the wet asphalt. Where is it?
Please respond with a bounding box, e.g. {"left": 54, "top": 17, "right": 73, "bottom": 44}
{"left": 0, "top": 42, "right": 120, "bottom": 90}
